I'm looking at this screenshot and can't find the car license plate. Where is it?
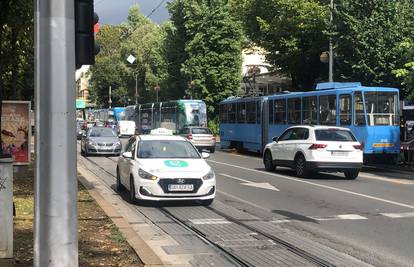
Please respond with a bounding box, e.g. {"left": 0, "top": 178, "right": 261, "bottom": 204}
{"left": 168, "top": 184, "right": 194, "bottom": 191}
{"left": 332, "top": 151, "right": 348, "bottom": 156}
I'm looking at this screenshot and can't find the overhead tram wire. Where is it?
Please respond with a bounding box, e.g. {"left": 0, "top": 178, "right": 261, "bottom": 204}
{"left": 147, "top": 0, "right": 166, "bottom": 18}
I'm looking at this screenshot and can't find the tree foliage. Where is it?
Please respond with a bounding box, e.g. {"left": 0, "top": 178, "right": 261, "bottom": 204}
{"left": 0, "top": 0, "right": 34, "bottom": 102}
{"left": 89, "top": 5, "right": 167, "bottom": 107}
{"left": 232, "top": 0, "right": 329, "bottom": 90}
{"left": 166, "top": 0, "right": 243, "bottom": 116}
{"left": 333, "top": 0, "right": 414, "bottom": 94}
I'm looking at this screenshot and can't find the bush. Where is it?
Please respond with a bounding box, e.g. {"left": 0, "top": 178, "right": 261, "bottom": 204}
{"left": 208, "top": 118, "right": 219, "bottom": 135}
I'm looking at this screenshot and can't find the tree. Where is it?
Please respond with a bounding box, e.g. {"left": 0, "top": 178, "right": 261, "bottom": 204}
{"left": 393, "top": 40, "right": 414, "bottom": 100}
{"left": 167, "top": 0, "right": 243, "bottom": 116}
{"left": 333, "top": 0, "right": 414, "bottom": 92}
{"left": 232, "top": 0, "right": 329, "bottom": 90}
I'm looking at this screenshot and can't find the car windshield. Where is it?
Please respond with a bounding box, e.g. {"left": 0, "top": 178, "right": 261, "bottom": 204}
{"left": 89, "top": 128, "right": 116, "bottom": 137}
{"left": 191, "top": 128, "right": 212, "bottom": 134}
{"left": 315, "top": 129, "right": 356, "bottom": 142}
{"left": 137, "top": 140, "right": 200, "bottom": 159}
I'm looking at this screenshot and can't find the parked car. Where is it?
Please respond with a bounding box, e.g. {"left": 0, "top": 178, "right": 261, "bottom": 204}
{"left": 117, "top": 120, "right": 136, "bottom": 137}
{"left": 76, "top": 121, "right": 83, "bottom": 140}
{"left": 263, "top": 125, "right": 363, "bottom": 179}
{"left": 116, "top": 134, "right": 215, "bottom": 205}
{"left": 80, "top": 127, "right": 122, "bottom": 156}
{"left": 179, "top": 127, "right": 216, "bottom": 153}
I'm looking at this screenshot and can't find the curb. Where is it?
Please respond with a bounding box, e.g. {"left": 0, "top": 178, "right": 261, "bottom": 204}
{"left": 77, "top": 165, "right": 163, "bottom": 267}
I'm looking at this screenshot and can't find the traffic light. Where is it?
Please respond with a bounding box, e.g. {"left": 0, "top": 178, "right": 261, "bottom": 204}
{"left": 75, "top": 0, "right": 100, "bottom": 69}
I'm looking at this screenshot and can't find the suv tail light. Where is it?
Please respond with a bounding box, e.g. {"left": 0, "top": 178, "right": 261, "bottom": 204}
{"left": 308, "top": 144, "right": 327, "bottom": 150}
{"left": 187, "top": 134, "right": 193, "bottom": 140}
{"left": 353, "top": 144, "right": 363, "bottom": 150}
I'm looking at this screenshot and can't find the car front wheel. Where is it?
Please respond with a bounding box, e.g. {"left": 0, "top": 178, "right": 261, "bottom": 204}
{"left": 116, "top": 169, "right": 124, "bottom": 191}
{"left": 295, "top": 154, "right": 308, "bottom": 178}
{"left": 344, "top": 169, "right": 359, "bottom": 180}
{"left": 129, "top": 177, "right": 136, "bottom": 204}
{"left": 264, "top": 150, "right": 276, "bottom": 171}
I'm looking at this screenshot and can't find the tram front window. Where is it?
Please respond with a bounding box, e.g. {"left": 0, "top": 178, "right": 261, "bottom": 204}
{"left": 365, "top": 92, "right": 398, "bottom": 126}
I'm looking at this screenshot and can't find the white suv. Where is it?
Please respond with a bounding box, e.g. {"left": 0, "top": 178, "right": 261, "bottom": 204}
{"left": 263, "top": 126, "right": 363, "bottom": 179}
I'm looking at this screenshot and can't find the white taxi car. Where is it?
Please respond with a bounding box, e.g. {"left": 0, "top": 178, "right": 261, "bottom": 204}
{"left": 116, "top": 134, "right": 216, "bottom": 205}
{"left": 263, "top": 125, "right": 363, "bottom": 179}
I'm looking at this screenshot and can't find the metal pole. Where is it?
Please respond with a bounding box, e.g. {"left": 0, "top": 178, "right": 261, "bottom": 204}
{"left": 109, "top": 85, "right": 112, "bottom": 108}
{"left": 329, "top": 0, "right": 334, "bottom": 82}
{"left": 135, "top": 74, "right": 138, "bottom": 105}
{"left": 34, "top": 0, "right": 78, "bottom": 265}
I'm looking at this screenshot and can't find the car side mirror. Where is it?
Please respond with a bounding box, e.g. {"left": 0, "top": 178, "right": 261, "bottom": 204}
{"left": 272, "top": 136, "right": 278, "bottom": 142}
{"left": 122, "top": 152, "right": 132, "bottom": 158}
{"left": 201, "top": 152, "right": 210, "bottom": 159}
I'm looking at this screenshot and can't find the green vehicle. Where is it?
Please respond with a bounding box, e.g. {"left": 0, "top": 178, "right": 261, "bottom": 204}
{"left": 133, "top": 100, "right": 207, "bottom": 134}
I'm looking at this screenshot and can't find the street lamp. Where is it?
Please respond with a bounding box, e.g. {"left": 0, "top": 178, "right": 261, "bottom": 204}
{"left": 189, "top": 80, "right": 195, "bottom": 100}
{"left": 127, "top": 54, "right": 139, "bottom": 104}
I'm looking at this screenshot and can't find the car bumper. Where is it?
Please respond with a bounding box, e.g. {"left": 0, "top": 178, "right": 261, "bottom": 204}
{"left": 306, "top": 161, "right": 363, "bottom": 172}
{"left": 86, "top": 145, "right": 122, "bottom": 155}
{"left": 133, "top": 177, "right": 216, "bottom": 201}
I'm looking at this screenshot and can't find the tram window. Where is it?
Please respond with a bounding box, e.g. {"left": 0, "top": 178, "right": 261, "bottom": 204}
{"left": 269, "top": 100, "right": 274, "bottom": 124}
{"left": 319, "top": 95, "right": 336, "bottom": 125}
{"left": 246, "top": 101, "right": 256, "bottom": 123}
{"left": 302, "top": 96, "right": 317, "bottom": 125}
{"left": 339, "top": 94, "right": 352, "bottom": 125}
{"left": 274, "top": 99, "right": 286, "bottom": 124}
{"left": 354, "top": 92, "right": 366, "bottom": 125}
{"left": 365, "top": 92, "right": 399, "bottom": 126}
{"left": 256, "top": 100, "right": 261, "bottom": 123}
{"left": 219, "top": 104, "right": 227, "bottom": 123}
{"left": 228, "top": 103, "right": 236, "bottom": 123}
{"left": 237, "top": 102, "right": 246, "bottom": 123}
{"left": 287, "top": 98, "right": 301, "bottom": 124}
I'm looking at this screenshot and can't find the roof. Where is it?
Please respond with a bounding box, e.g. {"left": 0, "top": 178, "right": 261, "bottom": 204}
{"left": 138, "top": 135, "right": 187, "bottom": 141}
{"left": 288, "top": 125, "right": 351, "bottom": 131}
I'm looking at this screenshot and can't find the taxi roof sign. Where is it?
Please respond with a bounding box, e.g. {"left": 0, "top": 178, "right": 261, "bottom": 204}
{"left": 150, "top": 128, "right": 173, "bottom": 135}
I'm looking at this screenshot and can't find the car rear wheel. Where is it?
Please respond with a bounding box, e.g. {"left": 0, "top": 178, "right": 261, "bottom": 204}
{"left": 264, "top": 150, "right": 276, "bottom": 171}
{"left": 116, "top": 169, "right": 124, "bottom": 191}
{"left": 129, "top": 177, "right": 136, "bottom": 204}
{"left": 344, "top": 169, "right": 359, "bottom": 180}
{"left": 201, "top": 199, "right": 214, "bottom": 206}
{"left": 295, "top": 154, "right": 308, "bottom": 178}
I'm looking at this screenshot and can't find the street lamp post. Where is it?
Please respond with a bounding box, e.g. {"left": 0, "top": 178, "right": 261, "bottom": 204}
{"left": 329, "top": 0, "right": 334, "bottom": 82}
{"left": 135, "top": 73, "right": 138, "bottom": 105}
{"left": 154, "top": 85, "right": 160, "bottom": 103}
{"left": 108, "top": 85, "right": 112, "bottom": 108}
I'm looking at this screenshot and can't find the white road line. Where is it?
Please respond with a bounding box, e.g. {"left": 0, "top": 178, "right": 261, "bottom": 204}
{"left": 358, "top": 174, "right": 414, "bottom": 185}
{"left": 190, "top": 218, "right": 232, "bottom": 225}
{"left": 270, "top": 219, "right": 292, "bottom": 224}
{"left": 218, "top": 173, "right": 280, "bottom": 191}
{"left": 208, "top": 159, "right": 414, "bottom": 210}
{"left": 380, "top": 212, "right": 414, "bottom": 218}
{"left": 310, "top": 214, "right": 368, "bottom": 221}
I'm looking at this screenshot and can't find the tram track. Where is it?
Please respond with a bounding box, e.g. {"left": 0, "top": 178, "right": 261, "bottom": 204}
{"left": 80, "top": 154, "right": 341, "bottom": 267}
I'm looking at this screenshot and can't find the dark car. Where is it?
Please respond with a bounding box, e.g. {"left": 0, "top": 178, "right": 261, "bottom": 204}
{"left": 76, "top": 121, "right": 83, "bottom": 140}
{"left": 80, "top": 127, "right": 122, "bottom": 156}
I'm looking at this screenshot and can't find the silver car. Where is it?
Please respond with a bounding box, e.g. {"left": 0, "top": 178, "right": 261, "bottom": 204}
{"left": 80, "top": 127, "right": 122, "bottom": 156}
{"left": 179, "top": 127, "right": 216, "bottom": 153}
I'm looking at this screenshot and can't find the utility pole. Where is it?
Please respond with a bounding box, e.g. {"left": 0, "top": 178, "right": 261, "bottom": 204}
{"left": 329, "top": 0, "right": 334, "bottom": 82}
{"left": 109, "top": 85, "right": 112, "bottom": 108}
{"left": 34, "top": 0, "right": 78, "bottom": 266}
{"left": 135, "top": 73, "right": 138, "bottom": 105}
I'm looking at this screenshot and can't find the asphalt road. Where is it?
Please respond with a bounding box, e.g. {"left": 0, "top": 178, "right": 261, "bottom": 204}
{"left": 79, "top": 140, "right": 414, "bottom": 266}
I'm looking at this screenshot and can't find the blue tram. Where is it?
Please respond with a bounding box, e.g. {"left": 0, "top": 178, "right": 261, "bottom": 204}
{"left": 219, "top": 82, "right": 400, "bottom": 162}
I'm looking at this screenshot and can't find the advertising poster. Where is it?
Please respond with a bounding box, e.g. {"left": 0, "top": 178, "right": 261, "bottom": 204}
{"left": 1, "top": 101, "right": 31, "bottom": 165}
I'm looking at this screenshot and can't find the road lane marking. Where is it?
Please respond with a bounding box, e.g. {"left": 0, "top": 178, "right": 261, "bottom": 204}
{"left": 218, "top": 173, "right": 280, "bottom": 191}
{"left": 380, "top": 212, "right": 414, "bottom": 218}
{"left": 208, "top": 160, "right": 414, "bottom": 210}
{"left": 190, "top": 218, "right": 232, "bottom": 225}
{"left": 310, "top": 214, "right": 367, "bottom": 221}
{"left": 358, "top": 174, "right": 414, "bottom": 185}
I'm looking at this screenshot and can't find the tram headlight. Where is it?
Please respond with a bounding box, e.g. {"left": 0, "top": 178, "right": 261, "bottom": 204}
{"left": 202, "top": 169, "right": 215, "bottom": 180}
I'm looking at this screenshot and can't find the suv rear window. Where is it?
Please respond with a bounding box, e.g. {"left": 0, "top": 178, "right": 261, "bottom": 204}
{"left": 191, "top": 128, "right": 212, "bottom": 134}
{"left": 315, "top": 129, "right": 356, "bottom": 142}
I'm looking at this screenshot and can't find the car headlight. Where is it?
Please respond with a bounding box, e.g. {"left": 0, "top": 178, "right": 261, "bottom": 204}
{"left": 114, "top": 141, "right": 121, "bottom": 146}
{"left": 87, "top": 141, "right": 96, "bottom": 146}
{"left": 138, "top": 168, "right": 158, "bottom": 180}
{"left": 202, "top": 169, "right": 215, "bottom": 180}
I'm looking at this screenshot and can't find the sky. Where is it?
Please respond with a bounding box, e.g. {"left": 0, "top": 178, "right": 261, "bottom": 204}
{"left": 95, "top": 0, "right": 170, "bottom": 25}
